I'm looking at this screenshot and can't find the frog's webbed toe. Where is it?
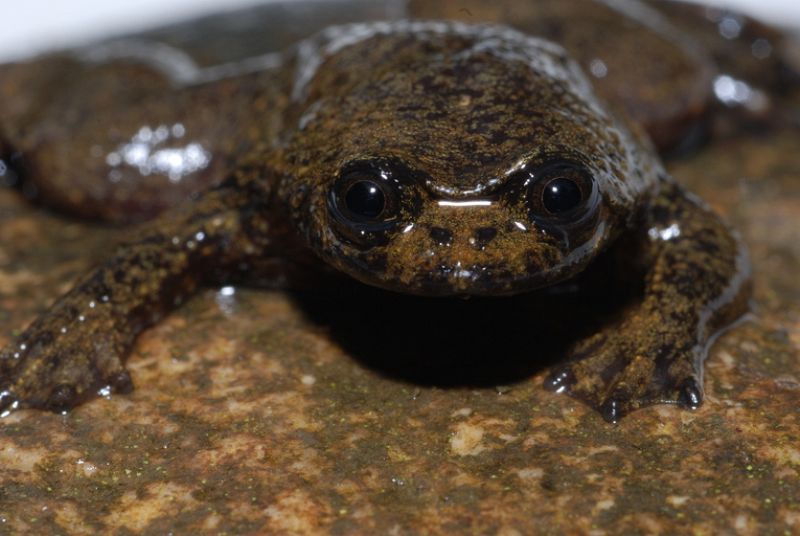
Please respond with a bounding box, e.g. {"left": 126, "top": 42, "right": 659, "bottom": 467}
{"left": 545, "top": 322, "right": 704, "bottom": 423}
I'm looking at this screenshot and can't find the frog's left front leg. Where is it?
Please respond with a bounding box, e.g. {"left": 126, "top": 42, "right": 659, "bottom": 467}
{"left": 0, "top": 179, "right": 276, "bottom": 413}
{"left": 546, "top": 181, "right": 751, "bottom": 422}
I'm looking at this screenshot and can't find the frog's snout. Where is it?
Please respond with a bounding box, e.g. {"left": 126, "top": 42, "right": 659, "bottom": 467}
{"left": 377, "top": 215, "right": 566, "bottom": 296}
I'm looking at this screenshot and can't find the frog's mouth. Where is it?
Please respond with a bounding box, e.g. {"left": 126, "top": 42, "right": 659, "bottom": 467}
{"left": 405, "top": 263, "right": 580, "bottom": 297}
{"left": 409, "top": 263, "right": 520, "bottom": 296}
{"left": 334, "top": 255, "right": 582, "bottom": 298}
{"left": 317, "top": 220, "right": 607, "bottom": 297}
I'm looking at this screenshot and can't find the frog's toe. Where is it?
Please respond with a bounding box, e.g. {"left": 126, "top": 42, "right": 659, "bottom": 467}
{"left": 596, "top": 380, "right": 659, "bottom": 423}
{"left": 677, "top": 377, "right": 704, "bottom": 410}
{"left": 544, "top": 334, "right": 623, "bottom": 410}
{"left": 544, "top": 333, "right": 608, "bottom": 392}
{"left": 0, "top": 348, "right": 22, "bottom": 415}
{"left": 106, "top": 369, "right": 134, "bottom": 395}
{"left": 46, "top": 383, "right": 78, "bottom": 412}
{"left": 0, "top": 388, "right": 19, "bottom": 416}
{"left": 599, "top": 398, "right": 625, "bottom": 424}
{"left": 545, "top": 360, "right": 609, "bottom": 413}
{"left": 543, "top": 367, "right": 575, "bottom": 394}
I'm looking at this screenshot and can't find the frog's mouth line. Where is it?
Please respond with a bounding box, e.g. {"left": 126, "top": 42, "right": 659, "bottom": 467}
{"left": 342, "top": 260, "right": 583, "bottom": 298}
{"left": 318, "top": 230, "right": 604, "bottom": 297}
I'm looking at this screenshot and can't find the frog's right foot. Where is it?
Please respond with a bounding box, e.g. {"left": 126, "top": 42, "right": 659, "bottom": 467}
{"left": 544, "top": 319, "right": 704, "bottom": 423}
{"left": 0, "top": 319, "right": 134, "bottom": 415}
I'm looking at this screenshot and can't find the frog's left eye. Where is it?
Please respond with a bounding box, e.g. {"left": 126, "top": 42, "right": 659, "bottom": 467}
{"left": 527, "top": 162, "right": 598, "bottom": 224}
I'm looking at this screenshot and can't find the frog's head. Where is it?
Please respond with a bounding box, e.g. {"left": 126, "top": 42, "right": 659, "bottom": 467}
{"left": 278, "top": 22, "right": 660, "bottom": 296}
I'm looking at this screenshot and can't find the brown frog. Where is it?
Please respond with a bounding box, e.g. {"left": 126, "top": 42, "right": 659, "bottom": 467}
{"left": 0, "top": 1, "right": 765, "bottom": 422}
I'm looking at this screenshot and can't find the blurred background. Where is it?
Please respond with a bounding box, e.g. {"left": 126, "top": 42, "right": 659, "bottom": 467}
{"left": 0, "top": 0, "right": 798, "bottom": 61}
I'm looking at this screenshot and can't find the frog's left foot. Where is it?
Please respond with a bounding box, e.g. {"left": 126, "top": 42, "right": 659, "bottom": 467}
{"left": 545, "top": 321, "right": 704, "bottom": 423}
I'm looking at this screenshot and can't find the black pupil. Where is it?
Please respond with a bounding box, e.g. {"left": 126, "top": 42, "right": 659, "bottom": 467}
{"left": 542, "top": 178, "right": 583, "bottom": 214}
{"left": 345, "top": 180, "right": 386, "bottom": 220}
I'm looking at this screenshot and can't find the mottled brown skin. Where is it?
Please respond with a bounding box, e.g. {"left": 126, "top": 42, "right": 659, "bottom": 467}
{"left": 408, "top": 0, "right": 718, "bottom": 151}
{"left": 0, "top": 12, "right": 751, "bottom": 422}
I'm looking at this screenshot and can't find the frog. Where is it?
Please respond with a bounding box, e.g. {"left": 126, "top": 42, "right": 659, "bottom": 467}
{"left": 0, "top": 2, "right": 759, "bottom": 422}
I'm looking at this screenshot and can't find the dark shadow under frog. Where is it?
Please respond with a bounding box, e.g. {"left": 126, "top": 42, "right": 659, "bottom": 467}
{"left": 0, "top": 1, "right": 776, "bottom": 422}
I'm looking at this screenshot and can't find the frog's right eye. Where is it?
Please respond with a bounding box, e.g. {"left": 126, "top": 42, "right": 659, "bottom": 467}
{"left": 334, "top": 169, "right": 398, "bottom": 224}
{"left": 328, "top": 162, "right": 415, "bottom": 247}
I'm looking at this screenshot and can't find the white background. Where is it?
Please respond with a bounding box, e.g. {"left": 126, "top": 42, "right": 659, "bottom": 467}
{"left": 0, "top": 0, "right": 798, "bottom": 61}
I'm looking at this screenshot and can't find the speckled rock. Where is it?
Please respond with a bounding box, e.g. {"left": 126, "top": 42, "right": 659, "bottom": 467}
{"left": 1, "top": 23, "right": 800, "bottom": 536}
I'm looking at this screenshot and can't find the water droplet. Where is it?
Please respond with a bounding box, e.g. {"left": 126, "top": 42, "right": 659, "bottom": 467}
{"left": 718, "top": 16, "right": 742, "bottom": 40}
{"left": 589, "top": 58, "right": 608, "bottom": 78}
{"left": 106, "top": 152, "right": 122, "bottom": 167}
{"left": 105, "top": 124, "right": 211, "bottom": 184}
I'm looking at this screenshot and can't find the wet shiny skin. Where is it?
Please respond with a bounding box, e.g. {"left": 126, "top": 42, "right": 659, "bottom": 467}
{"left": 0, "top": 6, "right": 756, "bottom": 421}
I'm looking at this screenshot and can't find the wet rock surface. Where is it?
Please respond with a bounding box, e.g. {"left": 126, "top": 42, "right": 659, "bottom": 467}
{"left": 1, "top": 18, "right": 800, "bottom": 536}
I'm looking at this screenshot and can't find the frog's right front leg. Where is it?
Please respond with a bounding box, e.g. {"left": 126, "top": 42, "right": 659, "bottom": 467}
{"left": 0, "top": 179, "right": 276, "bottom": 414}
{"left": 545, "top": 182, "right": 750, "bottom": 422}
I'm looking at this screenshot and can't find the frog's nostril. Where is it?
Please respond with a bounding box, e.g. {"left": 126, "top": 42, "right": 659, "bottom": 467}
{"left": 473, "top": 227, "right": 498, "bottom": 249}
{"left": 429, "top": 227, "right": 453, "bottom": 247}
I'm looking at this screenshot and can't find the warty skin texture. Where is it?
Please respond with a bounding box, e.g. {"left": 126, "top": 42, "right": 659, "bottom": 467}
{"left": 0, "top": 16, "right": 750, "bottom": 422}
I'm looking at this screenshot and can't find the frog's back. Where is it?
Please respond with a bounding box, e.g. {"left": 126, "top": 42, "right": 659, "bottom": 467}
{"left": 0, "top": 0, "right": 790, "bottom": 223}
{"left": 408, "top": 0, "right": 718, "bottom": 150}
